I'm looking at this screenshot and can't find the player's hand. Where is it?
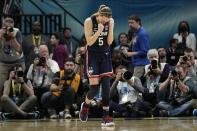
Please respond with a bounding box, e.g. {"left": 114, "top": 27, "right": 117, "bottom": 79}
{"left": 98, "top": 23, "right": 104, "bottom": 33}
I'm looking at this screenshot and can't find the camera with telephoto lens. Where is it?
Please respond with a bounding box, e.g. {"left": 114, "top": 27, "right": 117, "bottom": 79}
{"left": 36, "top": 57, "right": 46, "bottom": 66}
{"left": 122, "top": 71, "right": 133, "bottom": 80}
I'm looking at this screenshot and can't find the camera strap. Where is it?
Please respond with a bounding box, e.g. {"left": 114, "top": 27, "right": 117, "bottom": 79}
{"left": 11, "top": 80, "right": 21, "bottom": 97}
{"left": 32, "top": 70, "right": 47, "bottom": 88}
{"left": 32, "top": 34, "right": 41, "bottom": 47}
{"left": 38, "top": 73, "right": 46, "bottom": 88}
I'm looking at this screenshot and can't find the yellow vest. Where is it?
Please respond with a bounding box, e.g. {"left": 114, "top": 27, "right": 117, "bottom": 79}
{"left": 53, "top": 70, "right": 80, "bottom": 96}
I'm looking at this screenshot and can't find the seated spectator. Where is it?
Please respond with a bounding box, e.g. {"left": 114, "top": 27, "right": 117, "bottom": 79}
{"left": 110, "top": 65, "right": 151, "bottom": 117}
{"left": 173, "top": 20, "right": 196, "bottom": 54}
{"left": 50, "top": 32, "right": 69, "bottom": 69}
{"left": 157, "top": 65, "right": 197, "bottom": 116}
{"left": 41, "top": 57, "right": 82, "bottom": 119}
{"left": 0, "top": 64, "right": 38, "bottom": 119}
{"left": 26, "top": 45, "right": 59, "bottom": 117}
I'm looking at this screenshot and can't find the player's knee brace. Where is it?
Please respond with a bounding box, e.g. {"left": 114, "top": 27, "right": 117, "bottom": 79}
{"left": 101, "top": 76, "right": 110, "bottom": 106}
{"left": 87, "top": 84, "right": 100, "bottom": 100}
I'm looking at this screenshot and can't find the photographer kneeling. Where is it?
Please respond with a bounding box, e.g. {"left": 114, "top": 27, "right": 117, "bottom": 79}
{"left": 157, "top": 65, "right": 197, "bottom": 116}
{"left": 110, "top": 65, "right": 151, "bottom": 117}
{"left": 41, "top": 57, "right": 81, "bottom": 119}
{"left": 0, "top": 64, "right": 38, "bottom": 119}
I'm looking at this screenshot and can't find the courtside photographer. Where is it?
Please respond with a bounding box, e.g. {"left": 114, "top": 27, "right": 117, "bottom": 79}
{"left": 143, "top": 49, "right": 170, "bottom": 109}
{"left": 0, "top": 64, "right": 38, "bottom": 119}
{"left": 0, "top": 17, "right": 24, "bottom": 110}
{"left": 41, "top": 57, "right": 81, "bottom": 119}
{"left": 110, "top": 65, "right": 151, "bottom": 117}
{"left": 157, "top": 65, "right": 197, "bottom": 116}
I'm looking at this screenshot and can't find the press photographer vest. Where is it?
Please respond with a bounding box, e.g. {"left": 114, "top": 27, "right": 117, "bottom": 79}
{"left": 53, "top": 70, "right": 80, "bottom": 96}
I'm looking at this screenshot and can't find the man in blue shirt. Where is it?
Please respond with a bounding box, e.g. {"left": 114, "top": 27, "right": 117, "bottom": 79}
{"left": 123, "top": 15, "right": 150, "bottom": 79}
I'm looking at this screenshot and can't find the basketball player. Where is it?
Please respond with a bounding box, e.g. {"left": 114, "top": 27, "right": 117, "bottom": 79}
{"left": 79, "top": 5, "right": 115, "bottom": 127}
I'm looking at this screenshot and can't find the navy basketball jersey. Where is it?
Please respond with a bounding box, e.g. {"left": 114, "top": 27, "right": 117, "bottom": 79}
{"left": 87, "top": 15, "right": 110, "bottom": 52}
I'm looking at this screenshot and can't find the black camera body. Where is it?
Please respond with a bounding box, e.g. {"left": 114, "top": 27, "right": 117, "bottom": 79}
{"left": 147, "top": 60, "right": 158, "bottom": 76}
{"left": 150, "top": 60, "right": 158, "bottom": 69}
{"left": 171, "top": 70, "right": 178, "bottom": 77}
{"left": 54, "top": 75, "right": 74, "bottom": 86}
{"left": 15, "top": 70, "right": 24, "bottom": 77}
{"left": 3, "top": 27, "right": 14, "bottom": 41}
{"left": 53, "top": 77, "right": 61, "bottom": 85}
{"left": 180, "top": 26, "right": 188, "bottom": 33}
{"left": 182, "top": 56, "right": 188, "bottom": 62}
{"left": 36, "top": 57, "right": 46, "bottom": 66}
{"left": 122, "top": 71, "right": 133, "bottom": 80}
{"left": 7, "top": 27, "right": 14, "bottom": 32}
{"left": 180, "top": 55, "right": 188, "bottom": 65}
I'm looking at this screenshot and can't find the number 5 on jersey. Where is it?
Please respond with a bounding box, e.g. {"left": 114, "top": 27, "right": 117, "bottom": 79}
{"left": 98, "top": 37, "right": 103, "bottom": 46}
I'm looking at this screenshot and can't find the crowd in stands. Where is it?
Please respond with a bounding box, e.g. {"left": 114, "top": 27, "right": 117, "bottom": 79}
{"left": 0, "top": 16, "right": 197, "bottom": 120}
